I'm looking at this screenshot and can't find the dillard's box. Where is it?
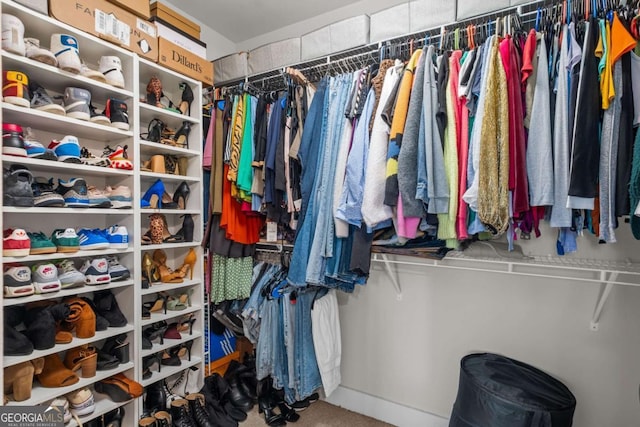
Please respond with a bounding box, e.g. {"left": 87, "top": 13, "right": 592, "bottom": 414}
{"left": 157, "top": 37, "right": 213, "bottom": 86}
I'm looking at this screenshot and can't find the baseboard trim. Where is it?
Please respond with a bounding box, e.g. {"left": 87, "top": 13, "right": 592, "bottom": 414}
{"left": 324, "top": 386, "right": 449, "bottom": 427}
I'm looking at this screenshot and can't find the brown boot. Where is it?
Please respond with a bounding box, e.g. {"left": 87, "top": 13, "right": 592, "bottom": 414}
{"left": 3, "top": 357, "right": 44, "bottom": 401}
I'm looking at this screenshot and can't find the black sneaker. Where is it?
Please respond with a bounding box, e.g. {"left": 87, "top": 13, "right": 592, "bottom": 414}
{"left": 32, "top": 177, "right": 65, "bottom": 207}
{"left": 3, "top": 123, "right": 26, "bottom": 157}
{"left": 28, "top": 80, "right": 66, "bottom": 115}
{"left": 3, "top": 164, "right": 34, "bottom": 207}
{"left": 89, "top": 103, "right": 110, "bottom": 126}
{"left": 104, "top": 98, "right": 129, "bottom": 131}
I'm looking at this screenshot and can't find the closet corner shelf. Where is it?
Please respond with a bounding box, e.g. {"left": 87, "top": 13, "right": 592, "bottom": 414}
{"left": 140, "top": 357, "right": 202, "bottom": 388}
{"left": 3, "top": 207, "right": 134, "bottom": 215}
{"left": 138, "top": 140, "right": 201, "bottom": 158}
{"left": 1, "top": 50, "right": 134, "bottom": 100}
{"left": 141, "top": 305, "right": 202, "bottom": 327}
{"left": 2, "top": 104, "right": 134, "bottom": 140}
{"left": 140, "top": 171, "right": 200, "bottom": 183}
{"left": 370, "top": 250, "right": 640, "bottom": 330}
{"left": 140, "top": 331, "right": 202, "bottom": 358}
{"left": 3, "top": 247, "right": 134, "bottom": 263}
{"left": 3, "top": 280, "right": 134, "bottom": 307}
{"left": 1, "top": 155, "right": 135, "bottom": 177}
{"left": 141, "top": 242, "right": 201, "bottom": 251}
{"left": 5, "top": 362, "right": 135, "bottom": 407}
{"left": 139, "top": 103, "right": 201, "bottom": 126}
{"left": 3, "top": 325, "right": 135, "bottom": 368}
{"left": 141, "top": 279, "right": 201, "bottom": 296}
{"left": 140, "top": 209, "right": 200, "bottom": 216}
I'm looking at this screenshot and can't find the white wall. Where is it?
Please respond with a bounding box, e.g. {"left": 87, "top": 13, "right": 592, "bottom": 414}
{"left": 150, "top": 1, "right": 237, "bottom": 60}
{"left": 235, "top": 0, "right": 408, "bottom": 52}
{"left": 338, "top": 224, "right": 640, "bottom": 427}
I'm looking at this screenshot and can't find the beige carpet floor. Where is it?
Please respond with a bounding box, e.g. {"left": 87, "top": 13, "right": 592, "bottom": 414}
{"left": 240, "top": 400, "right": 395, "bottom": 427}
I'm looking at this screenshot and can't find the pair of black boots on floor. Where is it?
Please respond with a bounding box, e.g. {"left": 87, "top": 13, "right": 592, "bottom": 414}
{"left": 257, "top": 377, "right": 300, "bottom": 426}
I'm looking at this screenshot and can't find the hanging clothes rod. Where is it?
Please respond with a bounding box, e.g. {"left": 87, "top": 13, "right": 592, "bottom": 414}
{"left": 215, "top": 0, "right": 598, "bottom": 90}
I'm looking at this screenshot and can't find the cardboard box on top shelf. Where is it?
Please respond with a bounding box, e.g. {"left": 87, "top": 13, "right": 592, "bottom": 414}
{"left": 155, "top": 18, "right": 207, "bottom": 59}
{"left": 108, "top": 0, "right": 151, "bottom": 20}
{"left": 157, "top": 37, "right": 213, "bottom": 86}
{"left": 49, "top": 0, "right": 158, "bottom": 61}
{"left": 150, "top": 1, "right": 200, "bottom": 40}
{"left": 15, "top": 0, "right": 47, "bottom": 15}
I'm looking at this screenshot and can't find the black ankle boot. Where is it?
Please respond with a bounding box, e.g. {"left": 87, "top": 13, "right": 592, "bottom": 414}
{"left": 4, "top": 306, "right": 33, "bottom": 356}
{"left": 170, "top": 399, "right": 196, "bottom": 427}
{"left": 257, "top": 378, "right": 285, "bottom": 427}
{"left": 200, "top": 374, "right": 243, "bottom": 425}
{"left": 93, "top": 290, "right": 127, "bottom": 327}
{"left": 176, "top": 214, "right": 194, "bottom": 242}
{"left": 187, "top": 393, "right": 214, "bottom": 427}
{"left": 144, "top": 381, "right": 167, "bottom": 414}
{"left": 24, "top": 305, "right": 57, "bottom": 350}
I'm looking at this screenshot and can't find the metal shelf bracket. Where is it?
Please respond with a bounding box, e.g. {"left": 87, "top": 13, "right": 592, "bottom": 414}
{"left": 590, "top": 272, "right": 619, "bottom": 332}
{"left": 379, "top": 254, "right": 403, "bottom": 301}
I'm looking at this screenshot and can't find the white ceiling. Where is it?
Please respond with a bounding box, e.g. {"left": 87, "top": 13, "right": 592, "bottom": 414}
{"left": 161, "top": 0, "right": 362, "bottom": 43}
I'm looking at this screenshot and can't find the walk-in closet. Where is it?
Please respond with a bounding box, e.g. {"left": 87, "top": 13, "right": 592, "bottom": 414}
{"left": 1, "top": 0, "right": 639, "bottom": 426}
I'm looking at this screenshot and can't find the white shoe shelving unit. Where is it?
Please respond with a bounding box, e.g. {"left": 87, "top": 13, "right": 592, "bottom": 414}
{"left": 0, "top": 1, "right": 205, "bottom": 424}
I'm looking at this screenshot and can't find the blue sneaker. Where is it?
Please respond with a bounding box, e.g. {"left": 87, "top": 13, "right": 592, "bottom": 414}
{"left": 55, "top": 178, "right": 89, "bottom": 207}
{"left": 77, "top": 228, "right": 110, "bottom": 250}
{"left": 24, "top": 140, "right": 57, "bottom": 160}
{"left": 48, "top": 135, "right": 81, "bottom": 163}
{"left": 105, "top": 225, "right": 128, "bottom": 249}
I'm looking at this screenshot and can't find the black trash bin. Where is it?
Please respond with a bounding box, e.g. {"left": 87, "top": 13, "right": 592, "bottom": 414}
{"left": 449, "top": 353, "right": 576, "bottom": 427}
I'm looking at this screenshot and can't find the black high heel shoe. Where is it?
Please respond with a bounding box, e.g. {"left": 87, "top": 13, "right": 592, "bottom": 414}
{"left": 173, "top": 181, "right": 190, "bottom": 210}
{"left": 175, "top": 214, "right": 194, "bottom": 242}
{"left": 142, "top": 321, "right": 169, "bottom": 349}
{"left": 178, "top": 313, "right": 196, "bottom": 335}
{"left": 142, "top": 118, "right": 165, "bottom": 142}
{"left": 179, "top": 82, "right": 193, "bottom": 116}
{"left": 172, "top": 121, "right": 191, "bottom": 149}
{"left": 101, "top": 334, "right": 130, "bottom": 364}
{"left": 161, "top": 349, "right": 181, "bottom": 366}
{"left": 142, "top": 353, "right": 162, "bottom": 379}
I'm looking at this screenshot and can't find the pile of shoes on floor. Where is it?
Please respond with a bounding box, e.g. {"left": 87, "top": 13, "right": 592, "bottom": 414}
{"left": 141, "top": 354, "right": 316, "bottom": 426}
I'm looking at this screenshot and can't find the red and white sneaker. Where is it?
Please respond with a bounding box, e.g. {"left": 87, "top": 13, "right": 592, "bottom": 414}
{"left": 3, "top": 228, "right": 30, "bottom": 257}
{"left": 104, "top": 145, "right": 133, "bottom": 170}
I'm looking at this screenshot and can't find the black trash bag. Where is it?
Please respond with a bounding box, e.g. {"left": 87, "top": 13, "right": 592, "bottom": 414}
{"left": 449, "top": 353, "right": 576, "bottom": 427}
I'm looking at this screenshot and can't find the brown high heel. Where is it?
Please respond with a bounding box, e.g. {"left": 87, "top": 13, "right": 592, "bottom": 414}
{"left": 37, "top": 354, "right": 79, "bottom": 388}
{"left": 61, "top": 298, "right": 96, "bottom": 339}
{"left": 176, "top": 248, "right": 197, "bottom": 280}
{"left": 141, "top": 155, "right": 166, "bottom": 174}
{"left": 153, "top": 250, "right": 184, "bottom": 284}
{"left": 3, "top": 358, "right": 44, "bottom": 401}
{"left": 64, "top": 345, "right": 98, "bottom": 378}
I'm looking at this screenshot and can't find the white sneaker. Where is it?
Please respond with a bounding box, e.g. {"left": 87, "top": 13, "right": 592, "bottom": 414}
{"left": 56, "top": 259, "right": 85, "bottom": 288}
{"left": 99, "top": 56, "right": 125, "bottom": 88}
{"left": 67, "top": 388, "right": 95, "bottom": 417}
{"left": 79, "top": 258, "right": 110, "bottom": 285}
{"left": 1, "top": 14, "right": 25, "bottom": 56}
{"left": 50, "top": 34, "right": 81, "bottom": 73}
{"left": 31, "top": 263, "right": 62, "bottom": 294}
{"left": 24, "top": 38, "right": 56, "bottom": 66}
